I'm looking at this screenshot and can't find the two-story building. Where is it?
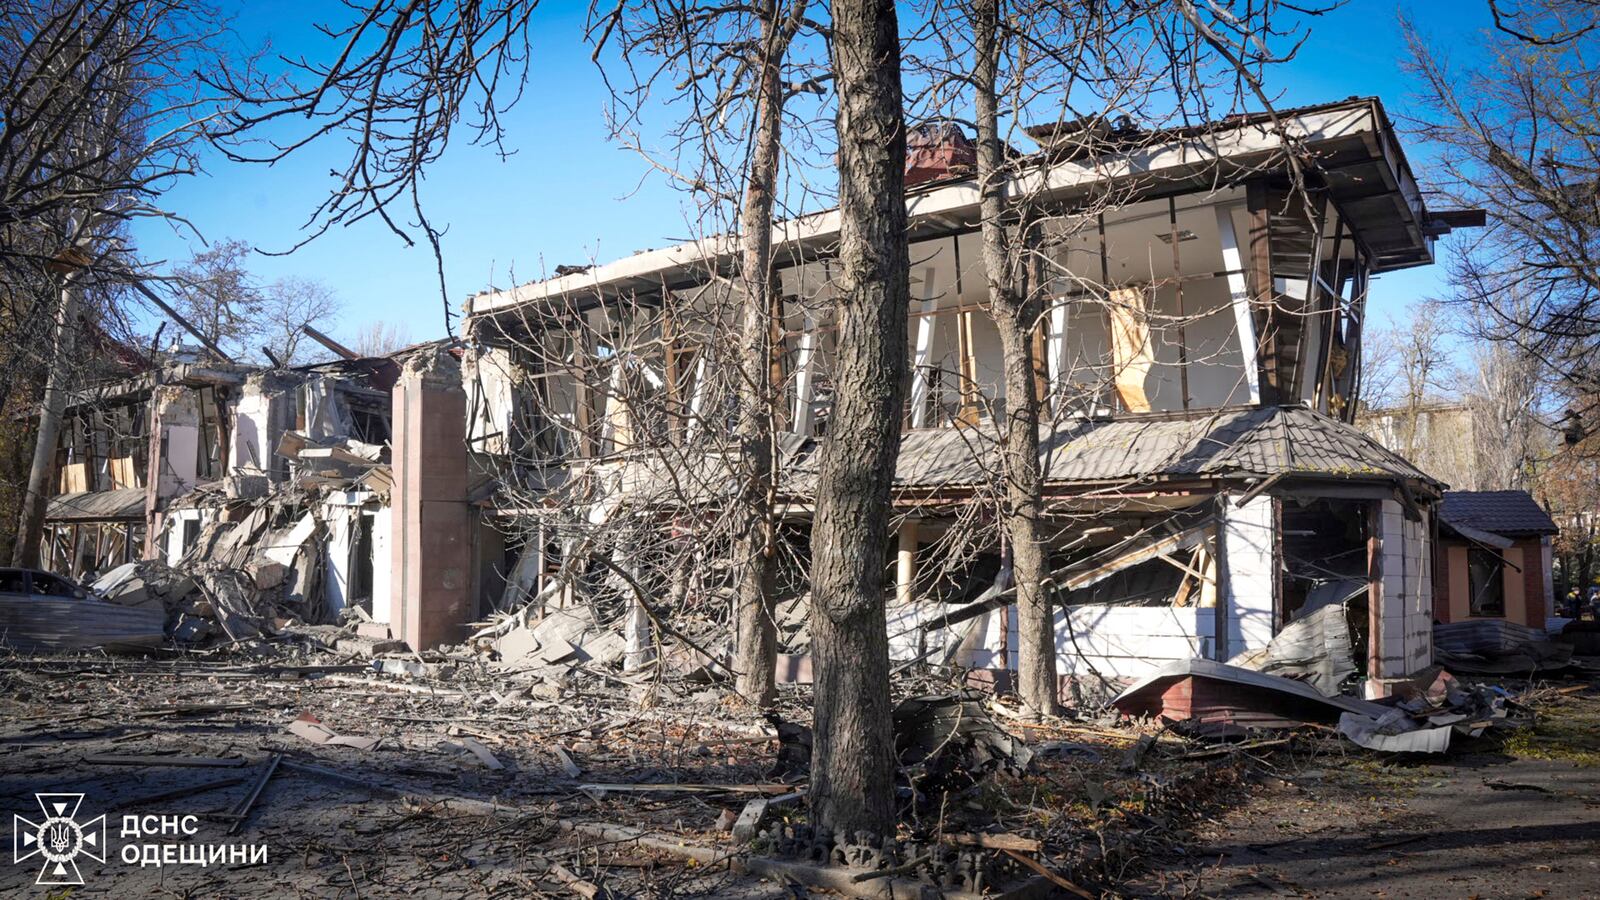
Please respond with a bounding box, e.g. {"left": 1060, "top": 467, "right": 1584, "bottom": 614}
{"left": 458, "top": 98, "right": 1479, "bottom": 698}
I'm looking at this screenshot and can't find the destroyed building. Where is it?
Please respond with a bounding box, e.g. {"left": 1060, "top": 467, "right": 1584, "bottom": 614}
{"left": 33, "top": 335, "right": 517, "bottom": 651}
{"left": 460, "top": 97, "right": 1481, "bottom": 699}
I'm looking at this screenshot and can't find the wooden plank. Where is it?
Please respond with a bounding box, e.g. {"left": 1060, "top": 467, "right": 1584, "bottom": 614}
{"left": 84, "top": 755, "right": 247, "bottom": 768}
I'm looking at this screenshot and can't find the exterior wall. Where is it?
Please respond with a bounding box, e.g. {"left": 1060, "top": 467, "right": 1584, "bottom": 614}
{"left": 230, "top": 374, "right": 297, "bottom": 483}
{"left": 1503, "top": 544, "right": 1528, "bottom": 625}
{"left": 370, "top": 505, "right": 393, "bottom": 625}
{"left": 464, "top": 344, "right": 517, "bottom": 455}
{"left": 1436, "top": 536, "right": 1551, "bottom": 628}
{"left": 1441, "top": 543, "right": 1470, "bottom": 623}
{"left": 1049, "top": 606, "right": 1213, "bottom": 678}
{"left": 162, "top": 507, "right": 213, "bottom": 564}
{"left": 1222, "top": 492, "right": 1276, "bottom": 656}
{"left": 151, "top": 386, "right": 200, "bottom": 500}
{"left": 1522, "top": 538, "right": 1548, "bottom": 626}
{"left": 887, "top": 491, "right": 1273, "bottom": 682}
{"left": 322, "top": 506, "right": 352, "bottom": 621}
{"left": 888, "top": 600, "right": 1213, "bottom": 681}
{"left": 1375, "top": 500, "right": 1431, "bottom": 678}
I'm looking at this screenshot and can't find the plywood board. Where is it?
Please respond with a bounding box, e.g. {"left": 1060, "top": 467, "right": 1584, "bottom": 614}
{"left": 1108, "top": 287, "right": 1153, "bottom": 412}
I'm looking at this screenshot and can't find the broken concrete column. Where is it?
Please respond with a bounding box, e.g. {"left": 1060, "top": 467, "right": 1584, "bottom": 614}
{"left": 231, "top": 371, "right": 299, "bottom": 484}
{"left": 610, "top": 533, "right": 655, "bottom": 672}
{"left": 391, "top": 348, "right": 471, "bottom": 651}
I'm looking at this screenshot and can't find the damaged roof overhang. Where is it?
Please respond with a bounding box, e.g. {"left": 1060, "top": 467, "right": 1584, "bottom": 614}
{"left": 53, "top": 362, "right": 251, "bottom": 415}
{"left": 467, "top": 97, "right": 1450, "bottom": 328}
{"left": 540, "top": 406, "right": 1441, "bottom": 515}
{"left": 45, "top": 487, "right": 147, "bottom": 522}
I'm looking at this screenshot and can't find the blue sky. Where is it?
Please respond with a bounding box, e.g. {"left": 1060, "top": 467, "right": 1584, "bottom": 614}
{"left": 129, "top": 0, "right": 1495, "bottom": 348}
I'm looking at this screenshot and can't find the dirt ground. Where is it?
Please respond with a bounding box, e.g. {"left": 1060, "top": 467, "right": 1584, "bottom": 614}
{"left": 1123, "top": 685, "right": 1600, "bottom": 899}
{"left": 3, "top": 646, "right": 1597, "bottom": 898}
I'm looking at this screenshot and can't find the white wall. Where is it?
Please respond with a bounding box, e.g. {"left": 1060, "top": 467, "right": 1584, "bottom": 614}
{"left": 370, "top": 505, "right": 393, "bottom": 625}
{"left": 1378, "top": 499, "right": 1433, "bottom": 677}
{"left": 466, "top": 345, "right": 517, "bottom": 455}
{"left": 162, "top": 508, "right": 212, "bottom": 565}
{"left": 158, "top": 422, "right": 200, "bottom": 498}
{"left": 320, "top": 492, "right": 388, "bottom": 624}
{"left": 1051, "top": 605, "right": 1213, "bottom": 679}
{"left": 230, "top": 386, "right": 271, "bottom": 477}
{"left": 1222, "top": 493, "right": 1276, "bottom": 656}
{"left": 321, "top": 503, "right": 355, "bottom": 620}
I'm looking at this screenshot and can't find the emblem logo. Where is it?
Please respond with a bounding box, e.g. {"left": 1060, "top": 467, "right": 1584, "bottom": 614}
{"left": 13, "top": 793, "right": 105, "bottom": 885}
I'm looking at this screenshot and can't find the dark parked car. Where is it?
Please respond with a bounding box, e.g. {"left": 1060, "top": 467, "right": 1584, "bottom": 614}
{"left": 0, "top": 566, "right": 166, "bottom": 653}
{"left": 0, "top": 567, "right": 93, "bottom": 600}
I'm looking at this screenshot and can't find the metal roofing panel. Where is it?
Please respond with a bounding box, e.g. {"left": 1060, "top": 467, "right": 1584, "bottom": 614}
{"left": 1439, "top": 490, "right": 1558, "bottom": 536}
{"left": 45, "top": 488, "right": 147, "bottom": 522}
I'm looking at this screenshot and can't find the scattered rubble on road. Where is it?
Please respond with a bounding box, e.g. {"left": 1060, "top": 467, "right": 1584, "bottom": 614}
{"left": 4, "top": 604, "right": 1597, "bottom": 899}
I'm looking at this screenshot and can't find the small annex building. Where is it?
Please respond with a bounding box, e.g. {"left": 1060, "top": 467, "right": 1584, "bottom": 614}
{"left": 1434, "top": 490, "right": 1558, "bottom": 629}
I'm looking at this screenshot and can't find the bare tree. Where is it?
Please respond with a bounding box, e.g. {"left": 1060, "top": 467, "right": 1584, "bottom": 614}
{"left": 1389, "top": 299, "right": 1455, "bottom": 457}
{"left": 807, "top": 0, "right": 908, "bottom": 840}
{"left": 259, "top": 276, "right": 341, "bottom": 366}
{"left": 214, "top": 1, "right": 541, "bottom": 332}
{"left": 1469, "top": 336, "right": 1545, "bottom": 491}
{"left": 1403, "top": 1, "right": 1600, "bottom": 404}
{"left": 171, "top": 239, "right": 262, "bottom": 358}
{"left": 3, "top": 0, "right": 247, "bottom": 565}
{"left": 353, "top": 320, "right": 414, "bottom": 357}
{"left": 908, "top": 0, "right": 1325, "bottom": 718}
{"left": 587, "top": 0, "right": 828, "bottom": 706}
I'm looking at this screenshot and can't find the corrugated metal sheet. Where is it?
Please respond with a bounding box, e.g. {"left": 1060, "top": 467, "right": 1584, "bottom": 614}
{"left": 0, "top": 595, "right": 165, "bottom": 652}
{"left": 45, "top": 488, "right": 147, "bottom": 522}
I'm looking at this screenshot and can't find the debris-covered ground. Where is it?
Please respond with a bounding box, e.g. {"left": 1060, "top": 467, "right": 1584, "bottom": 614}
{"left": 2, "top": 633, "right": 1597, "bottom": 898}
{"left": 1123, "top": 683, "right": 1600, "bottom": 898}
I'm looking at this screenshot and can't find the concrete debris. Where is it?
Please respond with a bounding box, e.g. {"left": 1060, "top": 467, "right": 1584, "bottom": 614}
{"left": 494, "top": 606, "right": 626, "bottom": 670}
{"left": 287, "top": 711, "right": 382, "bottom": 751}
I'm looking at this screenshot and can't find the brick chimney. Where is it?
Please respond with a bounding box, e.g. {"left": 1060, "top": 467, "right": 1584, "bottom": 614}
{"left": 905, "top": 123, "right": 976, "bottom": 188}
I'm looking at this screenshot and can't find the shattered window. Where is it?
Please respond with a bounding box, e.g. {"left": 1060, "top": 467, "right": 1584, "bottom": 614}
{"left": 1468, "top": 548, "right": 1506, "bottom": 618}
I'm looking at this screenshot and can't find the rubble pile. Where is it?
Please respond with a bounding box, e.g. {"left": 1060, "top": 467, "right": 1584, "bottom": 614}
{"left": 89, "top": 496, "right": 334, "bottom": 648}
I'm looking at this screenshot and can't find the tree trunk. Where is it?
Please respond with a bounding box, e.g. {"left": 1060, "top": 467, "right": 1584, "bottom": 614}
{"left": 972, "top": 0, "right": 1058, "bottom": 717}
{"left": 732, "top": 1, "right": 798, "bottom": 708}
{"left": 13, "top": 274, "right": 78, "bottom": 568}
{"left": 808, "top": 0, "right": 908, "bottom": 840}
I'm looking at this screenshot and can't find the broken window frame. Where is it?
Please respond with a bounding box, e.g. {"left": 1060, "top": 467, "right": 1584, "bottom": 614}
{"left": 1467, "top": 547, "right": 1507, "bottom": 618}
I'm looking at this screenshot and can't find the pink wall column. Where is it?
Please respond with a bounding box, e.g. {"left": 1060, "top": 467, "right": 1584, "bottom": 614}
{"left": 391, "top": 350, "right": 471, "bottom": 651}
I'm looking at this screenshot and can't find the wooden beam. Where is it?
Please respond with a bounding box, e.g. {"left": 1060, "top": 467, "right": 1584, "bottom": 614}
{"left": 129, "top": 280, "right": 234, "bottom": 363}
{"left": 301, "top": 324, "right": 360, "bottom": 361}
